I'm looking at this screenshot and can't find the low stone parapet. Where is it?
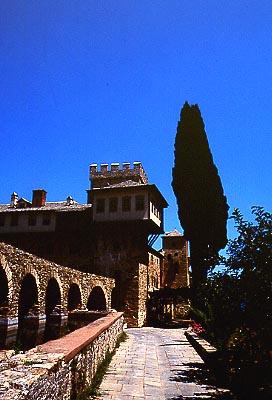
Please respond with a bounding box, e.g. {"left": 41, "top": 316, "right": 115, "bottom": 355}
{"left": 185, "top": 329, "right": 218, "bottom": 364}
{"left": 68, "top": 310, "right": 109, "bottom": 331}
{"left": 0, "top": 311, "right": 124, "bottom": 399}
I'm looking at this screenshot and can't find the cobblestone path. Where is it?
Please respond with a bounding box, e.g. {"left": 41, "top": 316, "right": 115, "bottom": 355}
{"left": 96, "top": 327, "right": 232, "bottom": 399}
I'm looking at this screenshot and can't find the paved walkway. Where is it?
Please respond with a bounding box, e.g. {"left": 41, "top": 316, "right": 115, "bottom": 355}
{"left": 96, "top": 327, "right": 232, "bottom": 400}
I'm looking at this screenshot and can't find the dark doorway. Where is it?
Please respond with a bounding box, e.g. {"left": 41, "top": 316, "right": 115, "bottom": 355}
{"left": 111, "top": 270, "right": 126, "bottom": 311}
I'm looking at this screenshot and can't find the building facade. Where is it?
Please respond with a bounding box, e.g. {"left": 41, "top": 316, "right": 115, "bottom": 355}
{"left": 0, "top": 162, "right": 168, "bottom": 327}
{"left": 86, "top": 162, "right": 168, "bottom": 326}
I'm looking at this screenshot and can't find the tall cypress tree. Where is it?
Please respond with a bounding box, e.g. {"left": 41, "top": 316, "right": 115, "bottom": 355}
{"left": 172, "top": 102, "right": 229, "bottom": 291}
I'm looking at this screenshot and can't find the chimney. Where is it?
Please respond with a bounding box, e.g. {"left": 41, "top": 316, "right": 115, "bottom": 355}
{"left": 66, "top": 196, "right": 74, "bottom": 206}
{"left": 32, "top": 189, "right": 47, "bottom": 207}
{"left": 10, "top": 192, "right": 18, "bottom": 207}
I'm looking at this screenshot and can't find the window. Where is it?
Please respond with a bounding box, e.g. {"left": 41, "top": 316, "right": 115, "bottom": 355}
{"left": 152, "top": 203, "right": 160, "bottom": 218}
{"left": 135, "top": 195, "right": 145, "bottom": 211}
{"left": 0, "top": 215, "right": 5, "bottom": 227}
{"left": 43, "top": 216, "right": 50, "bottom": 225}
{"left": 10, "top": 214, "right": 18, "bottom": 226}
{"left": 122, "top": 196, "right": 131, "bottom": 212}
{"left": 96, "top": 198, "right": 105, "bottom": 213}
{"left": 28, "top": 215, "right": 37, "bottom": 226}
{"left": 109, "top": 197, "right": 118, "bottom": 212}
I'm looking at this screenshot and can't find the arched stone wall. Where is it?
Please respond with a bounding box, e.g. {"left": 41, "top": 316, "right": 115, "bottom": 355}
{"left": 0, "top": 255, "right": 13, "bottom": 311}
{"left": 87, "top": 286, "right": 107, "bottom": 311}
{"left": 67, "top": 283, "right": 82, "bottom": 311}
{"left": 0, "top": 243, "right": 115, "bottom": 320}
{"left": 44, "top": 273, "right": 63, "bottom": 310}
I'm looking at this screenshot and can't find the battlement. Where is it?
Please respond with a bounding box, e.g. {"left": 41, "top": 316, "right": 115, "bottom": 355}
{"left": 90, "top": 162, "right": 148, "bottom": 188}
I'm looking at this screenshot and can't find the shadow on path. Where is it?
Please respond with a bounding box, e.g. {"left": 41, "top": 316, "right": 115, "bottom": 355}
{"left": 169, "top": 361, "right": 235, "bottom": 400}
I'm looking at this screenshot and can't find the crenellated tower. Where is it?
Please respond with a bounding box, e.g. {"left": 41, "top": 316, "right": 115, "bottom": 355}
{"left": 87, "top": 161, "right": 168, "bottom": 327}
{"left": 89, "top": 162, "right": 148, "bottom": 189}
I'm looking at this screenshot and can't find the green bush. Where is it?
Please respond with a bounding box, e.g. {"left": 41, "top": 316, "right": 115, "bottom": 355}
{"left": 195, "top": 207, "right": 272, "bottom": 364}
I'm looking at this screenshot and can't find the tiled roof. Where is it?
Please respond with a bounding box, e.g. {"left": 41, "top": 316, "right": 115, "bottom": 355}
{"left": 0, "top": 201, "right": 92, "bottom": 213}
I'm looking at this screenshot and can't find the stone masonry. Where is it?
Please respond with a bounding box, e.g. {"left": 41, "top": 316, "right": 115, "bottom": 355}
{"left": 0, "top": 162, "right": 169, "bottom": 328}
{"left": 0, "top": 312, "right": 124, "bottom": 399}
{"left": 0, "top": 242, "right": 114, "bottom": 317}
{"left": 0, "top": 242, "right": 115, "bottom": 348}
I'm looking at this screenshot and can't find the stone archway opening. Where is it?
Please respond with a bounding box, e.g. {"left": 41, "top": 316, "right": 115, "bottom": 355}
{"left": 87, "top": 286, "right": 106, "bottom": 311}
{"left": 0, "top": 266, "right": 10, "bottom": 348}
{"left": 0, "top": 266, "right": 9, "bottom": 312}
{"left": 45, "top": 278, "right": 61, "bottom": 315}
{"left": 44, "top": 278, "right": 62, "bottom": 341}
{"left": 17, "top": 273, "right": 39, "bottom": 350}
{"left": 67, "top": 283, "right": 81, "bottom": 311}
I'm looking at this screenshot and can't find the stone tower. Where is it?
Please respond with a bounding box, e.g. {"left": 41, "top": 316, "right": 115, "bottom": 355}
{"left": 161, "top": 229, "right": 190, "bottom": 289}
{"left": 87, "top": 162, "right": 168, "bottom": 327}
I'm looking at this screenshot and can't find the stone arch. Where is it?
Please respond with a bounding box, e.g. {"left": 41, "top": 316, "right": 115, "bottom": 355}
{"left": 67, "top": 283, "right": 82, "bottom": 311}
{"left": 0, "top": 255, "right": 13, "bottom": 309}
{"left": 68, "top": 277, "right": 82, "bottom": 296}
{"left": 44, "top": 277, "right": 62, "bottom": 341}
{"left": 46, "top": 272, "right": 63, "bottom": 304}
{"left": 98, "top": 282, "right": 112, "bottom": 306}
{"left": 17, "top": 273, "right": 39, "bottom": 350}
{"left": 0, "top": 267, "right": 9, "bottom": 311}
{"left": 17, "top": 273, "right": 39, "bottom": 320}
{"left": 87, "top": 286, "right": 107, "bottom": 311}
{"left": 44, "top": 277, "right": 62, "bottom": 316}
{"left": 23, "top": 264, "right": 40, "bottom": 287}
{"left": 22, "top": 265, "right": 41, "bottom": 307}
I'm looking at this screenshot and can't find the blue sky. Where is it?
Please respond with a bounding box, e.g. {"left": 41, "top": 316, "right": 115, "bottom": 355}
{"left": 1, "top": 1, "right": 271, "bottom": 248}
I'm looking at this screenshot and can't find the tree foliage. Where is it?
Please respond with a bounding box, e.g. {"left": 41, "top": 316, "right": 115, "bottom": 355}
{"left": 172, "top": 102, "right": 228, "bottom": 288}
{"left": 198, "top": 207, "right": 272, "bottom": 362}
{"left": 226, "top": 206, "right": 272, "bottom": 276}
{"left": 226, "top": 207, "right": 272, "bottom": 353}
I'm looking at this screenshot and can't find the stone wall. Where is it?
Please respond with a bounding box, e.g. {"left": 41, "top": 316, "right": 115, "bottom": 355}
{"left": 89, "top": 162, "right": 148, "bottom": 189}
{"left": 92, "top": 224, "right": 149, "bottom": 327}
{"left": 0, "top": 242, "right": 114, "bottom": 317}
{"left": 148, "top": 250, "right": 161, "bottom": 291}
{"left": 162, "top": 234, "right": 190, "bottom": 289}
{"left": 0, "top": 242, "right": 115, "bottom": 348}
{"left": 137, "top": 263, "right": 148, "bottom": 328}
{"left": 0, "top": 312, "right": 124, "bottom": 399}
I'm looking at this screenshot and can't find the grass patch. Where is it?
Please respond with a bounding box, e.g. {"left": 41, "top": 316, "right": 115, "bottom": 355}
{"left": 23, "top": 359, "right": 43, "bottom": 366}
{"left": 75, "top": 331, "right": 128, "bottom": 399}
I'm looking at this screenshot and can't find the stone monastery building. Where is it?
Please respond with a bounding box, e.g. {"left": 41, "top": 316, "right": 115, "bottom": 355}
{"left": 0, "top": 162, "right": 189, "bottom": 331}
